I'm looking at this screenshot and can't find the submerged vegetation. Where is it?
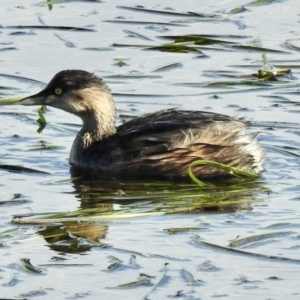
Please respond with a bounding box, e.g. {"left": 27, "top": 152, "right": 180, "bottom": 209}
{"left": 10, "top": 177, "right": 268, "bottom": 253}
{"left": 12, "top": 173, "right": 267, "bottom": 226}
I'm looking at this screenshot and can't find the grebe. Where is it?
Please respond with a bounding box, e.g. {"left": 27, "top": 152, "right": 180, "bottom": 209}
{"left": 19, "top": 70, "right": 264, "bottom": 179}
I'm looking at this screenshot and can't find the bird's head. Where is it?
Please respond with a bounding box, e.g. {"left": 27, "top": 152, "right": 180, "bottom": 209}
{"left": 19, "top": 70, "right": 115, "bottom": 120}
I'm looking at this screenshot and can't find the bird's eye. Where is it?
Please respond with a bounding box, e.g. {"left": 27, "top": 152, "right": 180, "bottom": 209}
{"left": 55, "top": 88, "right": 63, "bottom": 95}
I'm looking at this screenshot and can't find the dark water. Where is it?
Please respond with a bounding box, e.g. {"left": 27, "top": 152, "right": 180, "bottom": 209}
{"left": 1, "top": 0, "right": 300, "bottom": 299}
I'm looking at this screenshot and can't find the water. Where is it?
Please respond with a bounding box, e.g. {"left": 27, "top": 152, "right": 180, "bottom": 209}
{"left": 1, "top": 0, "right": 300, "bottom": 299}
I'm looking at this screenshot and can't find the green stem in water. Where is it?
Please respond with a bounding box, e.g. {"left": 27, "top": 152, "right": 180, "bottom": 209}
{"left": 188, "top": 160, "right": 260, "bottom": 186}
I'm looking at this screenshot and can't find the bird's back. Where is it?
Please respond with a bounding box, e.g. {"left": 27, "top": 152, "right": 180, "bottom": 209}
{"left": 77, "top": 109, "right": 264, "bottom": 179}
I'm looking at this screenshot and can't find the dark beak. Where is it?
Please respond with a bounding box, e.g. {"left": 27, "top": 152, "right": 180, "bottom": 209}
{"left": 18, "top": 90, "right": 48, "bottom": 106}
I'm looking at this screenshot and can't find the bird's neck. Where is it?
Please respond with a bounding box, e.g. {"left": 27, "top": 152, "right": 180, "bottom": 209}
{"left": 79, "top": 112, "right": 116, "bottom": 147}
{"left": 69, "top": 98, "right": 116, "bottom": 165}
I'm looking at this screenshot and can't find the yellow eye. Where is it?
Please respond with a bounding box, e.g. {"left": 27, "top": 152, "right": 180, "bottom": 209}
{"left": 55, "top": 88, "right": 62, "bottom": 95}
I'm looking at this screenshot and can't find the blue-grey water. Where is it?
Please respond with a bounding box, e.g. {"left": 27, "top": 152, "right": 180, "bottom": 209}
{"left": 1, "top": 1, "right": 300, "bottom": 299}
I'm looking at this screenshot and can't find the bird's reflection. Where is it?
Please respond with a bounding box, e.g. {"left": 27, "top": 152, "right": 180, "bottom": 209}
{"left": 39, "top": 223, "right": 108, "bottom": 253}
{"left": 38, "top": 175, "right": 264, "bottom": 254}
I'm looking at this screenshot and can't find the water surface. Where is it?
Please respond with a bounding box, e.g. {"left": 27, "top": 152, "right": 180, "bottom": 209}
{"left": 1, "top": 1, "right": 300, "bottom": 299}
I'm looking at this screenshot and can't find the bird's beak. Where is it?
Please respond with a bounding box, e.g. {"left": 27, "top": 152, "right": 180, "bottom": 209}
{"left": 18, "top": 90, "right": 49, "bottom": 106}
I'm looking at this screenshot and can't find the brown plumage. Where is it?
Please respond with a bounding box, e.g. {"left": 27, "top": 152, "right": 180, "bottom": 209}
{"left": 19, "top": 70, "right": 264, "bottom": 180}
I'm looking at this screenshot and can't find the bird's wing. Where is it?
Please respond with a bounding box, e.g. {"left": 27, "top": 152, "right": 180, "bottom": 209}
{"left": 81, "top": 109, "right": 255, "bottom": 178}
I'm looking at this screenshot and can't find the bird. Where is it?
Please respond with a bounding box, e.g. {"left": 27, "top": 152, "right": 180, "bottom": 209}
{"left": 19, "top": 70, "right": 264, "bottom": 180}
